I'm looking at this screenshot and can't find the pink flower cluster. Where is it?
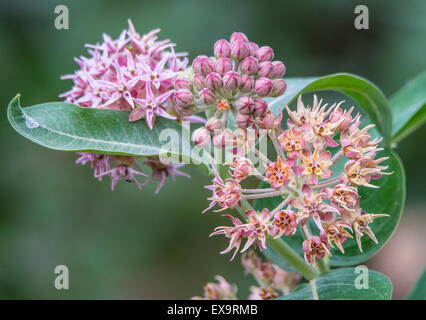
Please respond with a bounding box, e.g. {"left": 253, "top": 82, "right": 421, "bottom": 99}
{"left": 61, "top": 21, "right": 190, "bottom": 191}
{"left": 183, "top": 32, "right": 287, "bottom": 148}
{"left": 192, "top": 250, "right": 300, "bottom": 300}
{"left": 206, "top": 95, "right": 391, "bottom": 265}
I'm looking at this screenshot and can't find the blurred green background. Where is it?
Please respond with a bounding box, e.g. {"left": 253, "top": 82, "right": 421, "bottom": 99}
{"left": 0, "top": 0, "right": 425, "bottom": 299}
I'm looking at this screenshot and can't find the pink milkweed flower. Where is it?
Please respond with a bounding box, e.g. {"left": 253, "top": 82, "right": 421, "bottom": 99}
{"left": 321, "top": 221, "right": 353, "bottom": 253}
{"left": 278, "top": 126, "right": 306, "bottom": 157}
{"left": 299, "top": 144, "right": 333, "bottom": 185}
{"left": 229, "top": 156, "right": 253, "bottom": 181}
{"left": 132, "top": 85, "right": 176, "bottom": 129}
{"left": 302, "top": 235, "right": 330, "bottom": 266}
{"left": 142, "top": 156, "right": 190, "bottom": 194}
{"left": 273, "top": 265, "right": 301, "bottom": 296}
{"left": 341, "top": 155, "right": 391, "bottom": 188}
{"left": 350, "top": 209, "right": 389, "bottom": 253}
{"left": 330, "top": 184, "right": 359, "bottom": 211}
{"left": 266, "top": 157, "right": 293, "bottom": 190}
{"left": 203, "top": 174, "right": 241, "bottom": 213}
{"left": 234, "top": 208, "right": 274, "bottom": 252}
{"left": 291, "top": 185, "right": 339, "bottom": 231}
{"left": 273, "top": 209, "right": 298, "bottom": 238}
{"left": 75, "top": 153, "right": 111, "bottom": 180}
{"left": 97, "top": 156, "right": 147, "bottom": 190}
{"left": 192, "top": 275, "right": 237, "bottom": 300}
{"left": 210, "top": 214, "right": 245, "bottom": 260}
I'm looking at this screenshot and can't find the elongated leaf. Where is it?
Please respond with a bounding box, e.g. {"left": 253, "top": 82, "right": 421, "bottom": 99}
{"left": 7, "top": 94, "right": 209, "bottom": 167}
{"left": 278, "top": 267, "right": 392, "bottom": 300}
{"left": 254, "top": 150, "right": 405, "bottom": 268}
{"left": 406, "top": 269, "right": 426, "bottom": 300}
{"left": 267, "top": 73, "right": 392, "bottom": 146}
{"left": 390, "top": 71, "right": 426, "bottom": 144}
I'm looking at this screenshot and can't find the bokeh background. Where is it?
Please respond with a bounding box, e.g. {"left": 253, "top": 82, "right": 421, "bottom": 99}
{"left": 0, "top": 0, "right": 425, "bottom": 299}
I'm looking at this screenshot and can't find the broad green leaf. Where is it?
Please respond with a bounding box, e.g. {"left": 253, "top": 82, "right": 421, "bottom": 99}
{"left": 254, "top": 150, "right": 405, "bottom": 268}
{"left": 7, "top": 94, "right": 210, "bottom": 168}
{"left": 390, "top": 71, "right": 426, "bottom": 144}
{"left": 267, "top": 73, "right": 392, "bottom": 147}
{"left": 406, "top": 269, "right": 426, "bottom": 300}
{"left": 278, "top": 267, "right": 392, "bottom": 300}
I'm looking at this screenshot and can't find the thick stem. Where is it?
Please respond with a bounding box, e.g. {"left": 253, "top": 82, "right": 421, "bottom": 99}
{"left": 239, "top": 199, "right": 319, "bottom": 281}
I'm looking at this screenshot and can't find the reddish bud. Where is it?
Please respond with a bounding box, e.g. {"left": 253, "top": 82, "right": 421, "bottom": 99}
{"left": 255, "top": 77, "right": 273, "bottom": 96}
{"left": 129, "top": 107, "right": 146, "bottom": 122}
{"left": 258, "top": 61, "right": 274, "bottom": 78}
{"left": 236, "top": 96, "right": 255, "bottom": 114}
{"left": 212, "top": 129, "right": 232, "bottom": 148}
{"left": 193, "top": 74, "right": 205, "bottom": 91}
{"left": 206, "top": 118, "right": 223, "bottom": 133}
{"left": 240, "top": 56, "right": 258, "bottom": 75}
{"left": 173, "top": 89, "right": 193, "bottom": 107}
{"left": 214, "top": 39, "right": 231, "bottom": 58}
{"left": 239, "top": 75, "right": 255, "bottom": 92}
{"left": 215, "top": 57, "right": 233, "bottom": 75}
{"left": 260, "top": 110, "right": 275, "bottom": 129}
{"left": 231, "top": 40, "right": 250, "bottom": 61}
{"left": 223, "top": 71, "right": 240, "bottom": 90}
{"left": 193, "top": 127, "right": 211, "bottom": 146}
{"left": 193, "top": 56, "right": 215, "bottom": 75}
{"left": 248, "top": 42, "right": 259, "bottom": 56}
{"left": 205, "top": 72, "right": 223, "bottom": 91}
{"left": 270, "top": 79, "right": 287, "bottom": 97}
{"left": 174, "top": 77, "right": 192, "bottom": 90}
{"left": 235, "top": 113, "right": 252, "bottom": 128}
{"left": 256, "top": 46, "right": 274, "bottom": 62}
{"left": 199, "top": 88, "right": 216, "bottom": 105}
{"left": 252, "top": 99, "right": 268, "bottom": 117}
{"left": 270, "top": 61, "right": 286, "bottom": 78}
{"left": 230, "top": 32, "right": 249, "bottom": 44}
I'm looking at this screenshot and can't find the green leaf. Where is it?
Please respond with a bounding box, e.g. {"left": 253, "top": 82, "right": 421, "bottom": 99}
{"left": 254, "top": 150, "right": 405, "bottom": 268}
{"left": 390, "top": 71, "right": 426, "bottom": 144}
{"left": 278, "top": 267, "right": 392, "bottom": 300}
{"left": 406, "top": 269, "right": 426, "bottom": 300}
{"left": 7, "top": 94, "right": 209, "bottom": 168}
{"left": 267, "top": 73, "right": 392, "bottom": 147}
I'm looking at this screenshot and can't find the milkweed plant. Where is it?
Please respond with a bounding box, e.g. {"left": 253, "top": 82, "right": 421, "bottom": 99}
{"left": 7, "top": 20, "right": 426, "bottom": 300}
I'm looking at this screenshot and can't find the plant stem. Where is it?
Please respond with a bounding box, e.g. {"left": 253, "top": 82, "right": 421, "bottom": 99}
{"left": 316, "top": 256, "right": 329, "bottom": 274}
{"left": 241, "top": 188, "right": 276, "bottom": 193}
{"left": 239, "top": 199, "right": 319, "bottom": 281}
{"left": 310, "top": 279, "right": 319, "bottom": 300}
{"left": 269, "top": 130, "right": 286, "bottom": 161}
{"left": 241, "top": 191, "right": 284, "bottom": 200}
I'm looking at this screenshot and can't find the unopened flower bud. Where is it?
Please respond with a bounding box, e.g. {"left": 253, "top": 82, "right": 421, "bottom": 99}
{"left": 206, "top": 118, "right": 223, "bottom": 133}
{"left": 270, "top": 79, "right": 287, "bottom": 97}
{"left": 248, "top": 42, "right": 259, "bottom": 56}
{"left": 231, "top": 40, "right": 250, "bottom": 61}
{"left": 214, "top": 39, "right": 231, "bottom": 58}
{"left": 255, "top": 77, "right": 273, "bottom": 96}
{"left": 256, "top": 46, "right": 274, "bottom": 61}
{"left": 258, "top": 61, "right": 274, "bottom": 78}
{"left": 193, "top": 127, "right": 211, "bottom": 146}
{"left": 193, "top": 56, "right": 215, "bottom": 75}
{"left": 129, "top": 107, "right": 146, "bottom": 122}
{"left": 252, "top": 99, "right": 268, "bottom": 117}
{"left": 236, "top": 96, "right": 255, "bottom": 114}
{"left": 270, "top": 61, "right": 286, "bottom": 78}
{"left": 239, "top": 75, "right": 255, "bottom": 92}
{"left": 212, "top": 129, "right": 232, "bottom": 148}
{"left": 261, "top": 110, "right": 275, "bottom": 129}
{"left": 215, "top": 57, "right": 233, "bottom": 75}
{"left": 223, "top": 71, "right": 240, "bottom": 90}
{"left": 235, "top": 113, "right": 252, "bottom": 128}
{"left": 205, "top": 72, "right": 223, "bottom": 91}
{"left": 174, "top": 77, "right": 192, "bottom": 90}
{"left": 193, "top": 74, "right": 205, "bottom": 91}
{"left": 173, "top": 89, "right": 193, "bottom": 107}
{"left": 230, "top": 32, "right": 249, "bottom": 44}
{"left": 240, "top": 57, "right": 258, "bottom": 75}
{"left": 199, "top": 88, "right": 216, "bottom": 105}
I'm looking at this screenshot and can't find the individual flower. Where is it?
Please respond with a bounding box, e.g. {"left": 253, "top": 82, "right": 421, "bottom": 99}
{"left": 330, "top": 184, "right": 359, "bottom": 211}
{"left": 248, "top": 286, "right": 279, "bottom": 300}
{"left": 321, "top": 221, "right": 353, "bottom": 253}
{"left": 266, "top": 157, "right": 292, "bottom": 190}
{"left": 192, "top": 276, "right": 237, "bottom": 300}
{"left": 229, "top": 156, "right": 253, "bottom": 181}
{"left": 299, "top": 145, "right": 333, "bottom": 185}
{"left": 278, "top": 126, "right": 305, "bottom": 156}
{"left": 302, "top": 235, "right": 330, "bottom": 266}
{"left": 273, "top": 209, "right": 298, "bottom": 238}
{"left": 142, "top": 156, "right": 190, "bottom": 194}
{"left": 210, "top": 214, "right": 245, "bottom": 260}
{"left": 204, "top": 173, "right": 242, "bottom": 213}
